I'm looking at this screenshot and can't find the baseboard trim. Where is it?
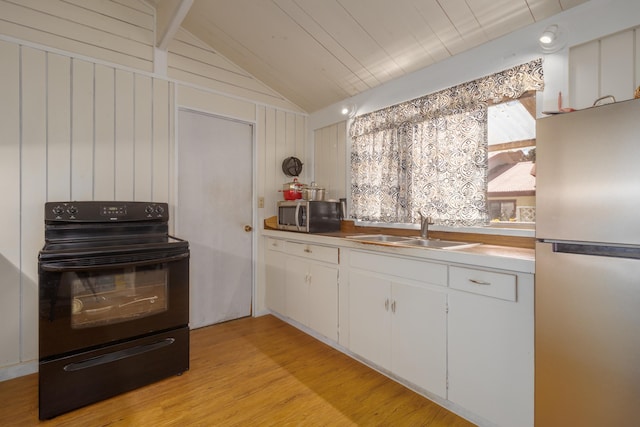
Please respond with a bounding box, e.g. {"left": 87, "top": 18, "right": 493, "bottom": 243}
{"left": 0, "top": 360, "right": 38, "bottom": 382}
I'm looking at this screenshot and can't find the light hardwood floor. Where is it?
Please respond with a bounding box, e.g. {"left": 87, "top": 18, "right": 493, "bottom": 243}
{"left": 0, "top": 315, "right": 475, "bottom": 426}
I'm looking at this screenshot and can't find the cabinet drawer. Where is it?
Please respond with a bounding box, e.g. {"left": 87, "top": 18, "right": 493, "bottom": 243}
{"left": 265, "top": 237, "right": 286, "bottom": 252}
{"left": 286, "top": 241, "right": 339, "bottom": 264}
{"left": 449, "top": 266, "right": 516, "bottom": 301}
{"left": 350, "top": 250, "right": 447, "bottom": 287}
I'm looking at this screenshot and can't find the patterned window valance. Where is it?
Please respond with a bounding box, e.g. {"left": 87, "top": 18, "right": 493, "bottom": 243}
{"left": 350, "top": 59, "right": 544, "bottom": 139}
{"left": 348, "top": 59, "right": 544, "bottom": 227}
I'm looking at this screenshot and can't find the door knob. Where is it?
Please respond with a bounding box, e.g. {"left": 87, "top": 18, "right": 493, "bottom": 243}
{"left": 244, "top": 225, "right": 253, "bottom": 232}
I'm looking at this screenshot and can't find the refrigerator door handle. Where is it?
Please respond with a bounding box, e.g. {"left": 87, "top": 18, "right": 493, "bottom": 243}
{"left": 548, "top": 241, "right": 640, "bottom": 260}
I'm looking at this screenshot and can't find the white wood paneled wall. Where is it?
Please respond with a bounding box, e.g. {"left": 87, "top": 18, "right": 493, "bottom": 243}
{"left": 0, "top": 39, "right": 21, "bottom": 374}
{"left": 569, "top": 26, "right": 640, "bottom": 109}
{"left": 257, "top": 107, "right": 308, "bottom": 216}
{"left": 0, "top": 41, "right": 174, "bottom": 373}
{"left": 168, "top": 29, "right": 301, "bottom": 112}
{"left": 0, "top": 0, "right": 308, "bottom": 380}
{"left": 0, "top": 0, "right": 155, "bottom": 72}
{"left": 0, "top": 43, "right": 306, "bottom": 380}
{"left": 0, "top": 0, "right": 304, "bottom": 112}
{"left": 314, "top": 121, "right": 348, "bottom": 201}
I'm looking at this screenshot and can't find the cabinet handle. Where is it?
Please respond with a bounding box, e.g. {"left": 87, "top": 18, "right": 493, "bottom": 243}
{"left": 384, "top": 298, "right": 389, "bottom": 311}
{"left": 304, "top": 247, "right": 312, "bottom": 253}
{"left": 469, "top": 279, "right": 491, "bottom": 286}
{"left": 391, "top": 300, "right": 396, "bottom": 313}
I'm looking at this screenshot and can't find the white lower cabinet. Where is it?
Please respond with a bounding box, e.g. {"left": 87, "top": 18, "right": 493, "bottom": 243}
{"left": 285, "top": 257, "right": 338, "bottom": 341}
{"left": 447, "top": 266, "right": 534, "bottom": 427}
{"left": 306, "top": 263, "right": 339, "bottom": 341}
{"left": 284, "top": 255, "right": 309, "bottom": 324}
{"left": 265, "top": 238, "right": 339, "bottom": 341}
{"left": 265, "top": 238, "right": 286, "bottom": 315}
{"left": 348, "top": 252, "right": 448, "bottom": 398}
{"left": 348, "top": 272, "right": 390, "bottom": 367}
{"left": 264, "top": 236, "right": 534, "bottom": 427}
{"left": 391, "top": 279, "right": 447, "bottom": 398}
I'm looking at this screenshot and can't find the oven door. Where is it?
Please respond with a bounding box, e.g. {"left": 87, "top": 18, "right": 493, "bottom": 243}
{"left": 39, "top": 246, "right": 189, "bottom": 360}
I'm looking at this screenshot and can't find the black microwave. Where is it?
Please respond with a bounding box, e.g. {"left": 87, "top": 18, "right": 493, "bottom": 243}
{"left": 277, "top": 200, "right": 341, "bottom": 233}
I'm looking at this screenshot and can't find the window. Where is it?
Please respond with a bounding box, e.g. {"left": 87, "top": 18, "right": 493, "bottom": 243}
{"left": 349, "top": 60, "right": 543, "bottom": 228}
{"left": 489, "top": 200, "right": 516, "bottom": 221}
{"left": 487, "top": 94, "right": 536, "bottom": 224}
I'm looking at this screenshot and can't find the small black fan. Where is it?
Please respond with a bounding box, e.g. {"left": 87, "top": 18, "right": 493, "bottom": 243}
{"left": 282, "top": 156, "right": 303, "bottom": 177}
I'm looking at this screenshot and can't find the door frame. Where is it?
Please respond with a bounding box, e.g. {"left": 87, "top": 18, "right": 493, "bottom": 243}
{"left": 174, "top": 107, "right": 258, "bottom": 320}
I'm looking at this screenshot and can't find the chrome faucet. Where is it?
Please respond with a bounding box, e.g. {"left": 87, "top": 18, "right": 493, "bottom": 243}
{"left": 419, "top": 212, "right": 434, "bottom": 239}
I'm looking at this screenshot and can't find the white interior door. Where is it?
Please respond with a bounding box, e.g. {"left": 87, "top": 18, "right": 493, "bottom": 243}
{"left": 177, "top": 109, "right": 253, "bottom": 329}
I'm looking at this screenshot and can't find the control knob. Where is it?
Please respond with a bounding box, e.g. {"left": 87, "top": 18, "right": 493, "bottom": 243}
{"left": 155, "top": 205, "right": 165, "bottom": 214}
{"left": 52, "top": 205, "right": 64, "bottom": 216}
{"left": 145, "top": 205, "right": 155, "bottom": 214}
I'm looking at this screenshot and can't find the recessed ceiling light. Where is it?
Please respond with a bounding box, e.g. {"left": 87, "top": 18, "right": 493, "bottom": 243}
{"left": 539, "top": 24, "right": 567, "bottom": 54}
{"left": 539, "top": 25, "right": 557, "bottom": 45}
{"left": 341, "top": 103, "right": 356, "bottom": 118}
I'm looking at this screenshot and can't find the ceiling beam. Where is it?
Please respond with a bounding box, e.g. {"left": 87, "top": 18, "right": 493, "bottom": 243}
{"left": 156, "top": 0, "right": 194, "bottom": 50}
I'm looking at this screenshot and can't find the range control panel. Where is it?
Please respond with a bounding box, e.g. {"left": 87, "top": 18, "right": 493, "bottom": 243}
{"left": 45, "top": 201, "right": 169, "bottom": 222}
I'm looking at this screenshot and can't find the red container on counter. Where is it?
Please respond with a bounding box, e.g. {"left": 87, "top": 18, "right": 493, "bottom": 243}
{"left": 280, "top": 178, "right": 303, "bottom": 200}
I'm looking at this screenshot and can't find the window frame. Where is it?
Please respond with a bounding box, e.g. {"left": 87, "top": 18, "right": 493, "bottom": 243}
{"left": 347, "top": 61, "right": 543, "bottom": 236}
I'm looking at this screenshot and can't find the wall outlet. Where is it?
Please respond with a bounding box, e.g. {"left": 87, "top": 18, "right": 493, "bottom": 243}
{"left": 258, "top": 197, "right": 264, "bottom": 208}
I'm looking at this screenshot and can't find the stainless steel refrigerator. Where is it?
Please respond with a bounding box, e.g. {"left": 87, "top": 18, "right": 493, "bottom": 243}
{"left": 536, "top": 98, "right": 640, "bottom": 426}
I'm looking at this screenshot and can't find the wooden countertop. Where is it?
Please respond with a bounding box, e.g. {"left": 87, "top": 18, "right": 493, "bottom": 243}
{"left": 448, "top": 243, "right": 534, "bottom": 261}
{"left": 264, "top": 215, "right": 536, "bottom": 274}
{"left": 322, "top": 230, "right": 535, "bottom": 261}
{"left": 263, "top": 227, "right": 535, "bottom": 274}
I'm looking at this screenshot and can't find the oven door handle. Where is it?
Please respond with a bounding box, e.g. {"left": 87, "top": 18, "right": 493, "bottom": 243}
{"left": 39, "top": 252, "right": 189, "bottom": 272}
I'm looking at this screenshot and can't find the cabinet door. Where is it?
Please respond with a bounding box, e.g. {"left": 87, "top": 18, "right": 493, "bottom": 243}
{"left": 348, "top": 270, "right": 391, "bottom": 369}
{"left": 308, "top": 263, "right": 338, "bottom": 341}
{"left": 265, "top": 245, "right": 286, "bottom": 315}
{"left": 284, "top": 256, "right": 309, "bottom": 325}
{"left": 391, "top": 282, "right": 447, "bottom": 398}
{"left": 448, "top": 275, "right": 534, "bottom": 427}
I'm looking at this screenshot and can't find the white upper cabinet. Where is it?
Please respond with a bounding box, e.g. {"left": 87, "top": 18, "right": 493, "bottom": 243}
{"left": 569, "top": 27, "right": 640, "bottom": 109}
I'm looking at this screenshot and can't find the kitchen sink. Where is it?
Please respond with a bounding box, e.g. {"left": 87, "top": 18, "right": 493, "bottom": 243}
{"left": 346, "top": 234, "right": 478, "bottom": 249}
{"left": 396, "top": 238, "right": 478, "bottom": 249}
{"left": 346, "top": 234, "right": 415, "bottom": 243}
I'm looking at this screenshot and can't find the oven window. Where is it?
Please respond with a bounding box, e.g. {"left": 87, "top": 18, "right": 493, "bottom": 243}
{"left": 67, "top": 265, "right": 168, "bottom": 329}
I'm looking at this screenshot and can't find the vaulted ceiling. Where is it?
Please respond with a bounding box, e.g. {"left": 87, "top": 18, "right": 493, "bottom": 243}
{"left": 151, "top": 0, "right": 588, "bottom": 113}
